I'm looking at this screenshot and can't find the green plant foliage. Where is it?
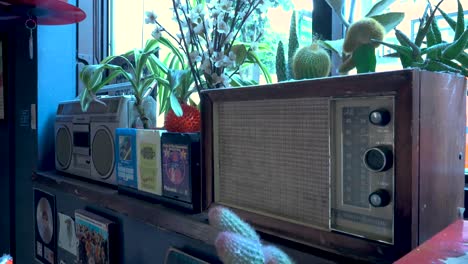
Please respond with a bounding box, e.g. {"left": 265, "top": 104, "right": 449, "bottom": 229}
{"left": 323, "top": 0, "right": 404, "bottom": 73}
{"left": 79, "top": 39, "right": 160, "bottom": 128}
{"left": 292, "top": 44, "right": 331, "bottom": 79}
{"left": 275, "top": 41, "right": 287, "bottom": 82}
{"left": 287, "top": 11, "right": 299, "bottom": 80}
{"left": 352, "top": 44, "right": 377, "bottom": 73}
{"left": 376, "top": 0, "right": 468, "bottom": 77}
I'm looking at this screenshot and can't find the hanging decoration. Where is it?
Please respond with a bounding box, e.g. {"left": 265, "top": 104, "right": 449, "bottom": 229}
{"left": 0, "top": 0, "right": 86, "bottom": 59}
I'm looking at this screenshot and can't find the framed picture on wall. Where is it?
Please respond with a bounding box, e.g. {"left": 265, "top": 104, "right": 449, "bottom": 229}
{"left": 0, "top": 36, "right": 5, "bottom": 121}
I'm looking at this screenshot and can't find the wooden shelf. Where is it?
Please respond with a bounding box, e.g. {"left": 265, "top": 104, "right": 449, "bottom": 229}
{"left": 32, "top": 171, "right": 218, "bottom": 245}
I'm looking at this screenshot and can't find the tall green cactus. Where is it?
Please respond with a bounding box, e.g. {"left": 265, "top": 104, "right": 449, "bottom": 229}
{"left": 275, "top": 10, "right": 299, "bottom": 82}
{"left": 276, "top": 41, "right": 287, "bottom": 82}
{"left": 287, "top": 11, "right": 299, "bottom": 79}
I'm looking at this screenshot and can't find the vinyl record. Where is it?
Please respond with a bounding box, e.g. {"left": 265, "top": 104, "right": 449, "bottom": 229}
{"left": 36, "top": 197, "right": 54, "bottom": 244}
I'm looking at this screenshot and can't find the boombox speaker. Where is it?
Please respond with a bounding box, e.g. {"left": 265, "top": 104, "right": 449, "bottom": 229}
{"left": 200, "top": 69, "right": 467, "bottom": 263}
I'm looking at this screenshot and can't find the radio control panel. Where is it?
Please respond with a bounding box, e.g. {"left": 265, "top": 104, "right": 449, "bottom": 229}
{"left": 330, "top": 97, "right": 394, "bottom": 244}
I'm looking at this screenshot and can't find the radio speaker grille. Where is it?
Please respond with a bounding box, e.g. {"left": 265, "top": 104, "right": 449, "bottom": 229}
{"left": 215, "top": 98, "right": 330, "bottom": 229}
{"left": 56, "top": 127, "right": 72, "bottom": 168}
{"left": 92, "top": 128, "right": 114, "bottom": 178}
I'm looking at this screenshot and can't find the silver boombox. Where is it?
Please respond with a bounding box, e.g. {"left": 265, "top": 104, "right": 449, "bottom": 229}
{"left": 54, "top": 96, "right": 134, "bottom": 185}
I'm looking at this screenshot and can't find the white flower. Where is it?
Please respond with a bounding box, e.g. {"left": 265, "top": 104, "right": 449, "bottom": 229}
{"left": 218, "top": 0, "right": 233, "bottom": 12}
{"left": 211, "top": 52, "right": 224, "bottom": 68}
{"left": 201, "top": 58, "right": 212, "bottom": 74}
{"left": 193, "top": 23, "right": 204, "bottom": 35}
{"left": 145, "top": 11, "right": 157, "bottom": 24}
{"left": 151, "top": 27, "right": 162, "bottom": 39}
{"left": 211, "top": 72, "right": 230, "bottom": 87}
{"left": 217, "top": 20, "right": 230, "bottom": 34}
{"left": 190, "top": 51, "right": 202, "bottom": 63}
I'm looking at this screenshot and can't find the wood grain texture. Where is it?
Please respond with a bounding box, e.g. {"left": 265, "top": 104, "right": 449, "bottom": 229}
{"left": 418, "top": 71, "right": 466, "bottom": 243}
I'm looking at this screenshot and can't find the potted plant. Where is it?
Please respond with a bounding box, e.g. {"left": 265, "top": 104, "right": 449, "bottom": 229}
{"left": 79, "top": 39, "right": 160, "bottom": 129}
{"left": 373, "top": 0, "right": 467, "bottom": 77}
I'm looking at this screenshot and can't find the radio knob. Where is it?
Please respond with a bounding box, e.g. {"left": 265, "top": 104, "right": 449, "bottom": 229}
{"left": 369, "top": 109, "right": 391, "bottom": 126}
{"left": 363, "top": 146, "right": 393, "bottom": 172}
{"left": 369, "top": 189, "right": 391, "bottom": 207}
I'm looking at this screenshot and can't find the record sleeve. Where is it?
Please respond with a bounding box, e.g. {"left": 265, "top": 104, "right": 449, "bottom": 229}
{"left": 34, "top": 188, "right": 57, "bottom": 264}
{"left": 74, "top": 210, "right": 117, "bottom": 264}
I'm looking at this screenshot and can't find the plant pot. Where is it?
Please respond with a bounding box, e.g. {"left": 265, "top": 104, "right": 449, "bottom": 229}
{"left": 129, "top": 96, "right": 157, "bottom": 129}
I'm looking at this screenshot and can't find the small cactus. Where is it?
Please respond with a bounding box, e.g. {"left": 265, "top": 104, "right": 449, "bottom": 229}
{"left": 343, "top": 18, "right": 385, "bottom": 54}
{"left": 276, "top": 41, "right": 287, "bottom": 82}
{"left": 287, "top": 11, "right": 299, "bottom": 79}
{"left": 292, "top": 43, "right": 331, "bottom": 79}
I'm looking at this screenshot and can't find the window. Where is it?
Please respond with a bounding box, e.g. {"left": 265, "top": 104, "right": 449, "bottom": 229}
{"left": 109, "top": 0, "right": 314, "bottom": 83}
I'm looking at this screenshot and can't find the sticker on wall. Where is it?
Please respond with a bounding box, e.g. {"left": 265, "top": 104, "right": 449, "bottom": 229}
{"left": 57, "top": 213, "right": 77, "bottom": 256}
{"left": 34, "top": 188, "right": 57, "bottom": 264}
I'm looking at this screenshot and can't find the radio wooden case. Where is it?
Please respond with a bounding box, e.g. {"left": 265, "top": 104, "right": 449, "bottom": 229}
{"left": 200, "top": 69, "right": 467, "bottom": 262}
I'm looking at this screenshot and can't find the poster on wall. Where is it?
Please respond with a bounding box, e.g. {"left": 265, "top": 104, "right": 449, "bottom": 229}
{"left": 34, "top": 188, "right": 57, "bottom": 264}
{"left": 0, "top": 40, "right": 4, "bottom": 120}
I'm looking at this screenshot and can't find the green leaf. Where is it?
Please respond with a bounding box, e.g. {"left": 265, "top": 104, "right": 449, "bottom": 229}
{"left": 79, "top": 89, "right": 92, "bottom": 112}
{"left": 319, "top": 39, "right": 344, "bottom": 57}
{"left": 370, "top": 12, "right": 405, "bottom": 33}
{"left": 157, "top": 36, "right": 186, "bottom": 65}
{"left": 352, "top": 44, "right": 377, "bottom": 73}
{"left": 143, "top": 38, "right": 159, "bottom": 53}
{"left": 323, "top": 0, "right": 349, "bottom": 27}
{"left": 373, "top": 39, "right": 413, "bottom": 58}
{"left": 414, "top": 0, "right": 443, "bottom": 47}
{"left": 455, "top": 52, "right": 468, "bottom": 68}
{"left": 246, "top": 50, "right": 272, "bottom": 84}
{"left": 156, "top": 78, "right": 171, "bottom": 115}
{"left": 454, "top": 0, "right": 465, "bottom": 40}
{"left": 421, "top": 42, "right": 449, "bottom": 55}
{"left": 426, "top": 26, "right": 438, "bottom": 59}
{"left": 169, "top": 93, "right": 183, "bottom": 117}
{"left": 431, "top": 19, "right": 442, "bottom": 44}
{"left": 394, "top": 29, "right": 421, "bottom": 59}
{"left": 439, "top": 58, "right": 468, "bottom": 76}
{"left": 439, "top": 9, "right": 457, "bottom": 31}
{"left": 365, "top": 0, "right": 396, "bottom": 17}
{"left": 373, "top": 39, "right": 414, "bottom": 68}
{"left": 231, "top": 44, "right": 248, "bottom": 65}
{"left": 420, "top": 59, "right": 462, "bottom": 74}
{"left": 230, "top": 75, "right": 258, "bottom": 87}
{"left": 442, "top": 28, "right": 468, "bottom": 60}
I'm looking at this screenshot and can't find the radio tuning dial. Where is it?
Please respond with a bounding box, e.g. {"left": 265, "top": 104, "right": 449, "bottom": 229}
{"left": 369, "top": 189, "right": 391, "bottom": 207}
{"left": 363, "top": 146, "right": 393, "bottom": 172}
{"left": 369, "top": 109, "right": 391, "bottom": 126}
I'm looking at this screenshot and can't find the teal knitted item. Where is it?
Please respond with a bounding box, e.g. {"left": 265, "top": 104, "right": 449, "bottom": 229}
{"left": 215, "top": 232, "right": 265, "bottom": 264}
{"left": 263, "top": 245, "right": 294, "bottom": 264}
{"left": 209, "top": 206, "right": 260, "bottom": 243}
{"left": 209, "top": 206, "right": 295, "bottom": 264}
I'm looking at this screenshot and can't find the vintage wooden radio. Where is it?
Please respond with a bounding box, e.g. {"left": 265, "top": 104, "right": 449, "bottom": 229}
{"left": 200, "top": 69, "right": 467, "bottom": 263}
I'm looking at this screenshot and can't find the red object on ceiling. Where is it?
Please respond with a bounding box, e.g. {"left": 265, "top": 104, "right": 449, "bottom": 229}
{"left": 0, "top": 0, "right": 86, "bottom": 25}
